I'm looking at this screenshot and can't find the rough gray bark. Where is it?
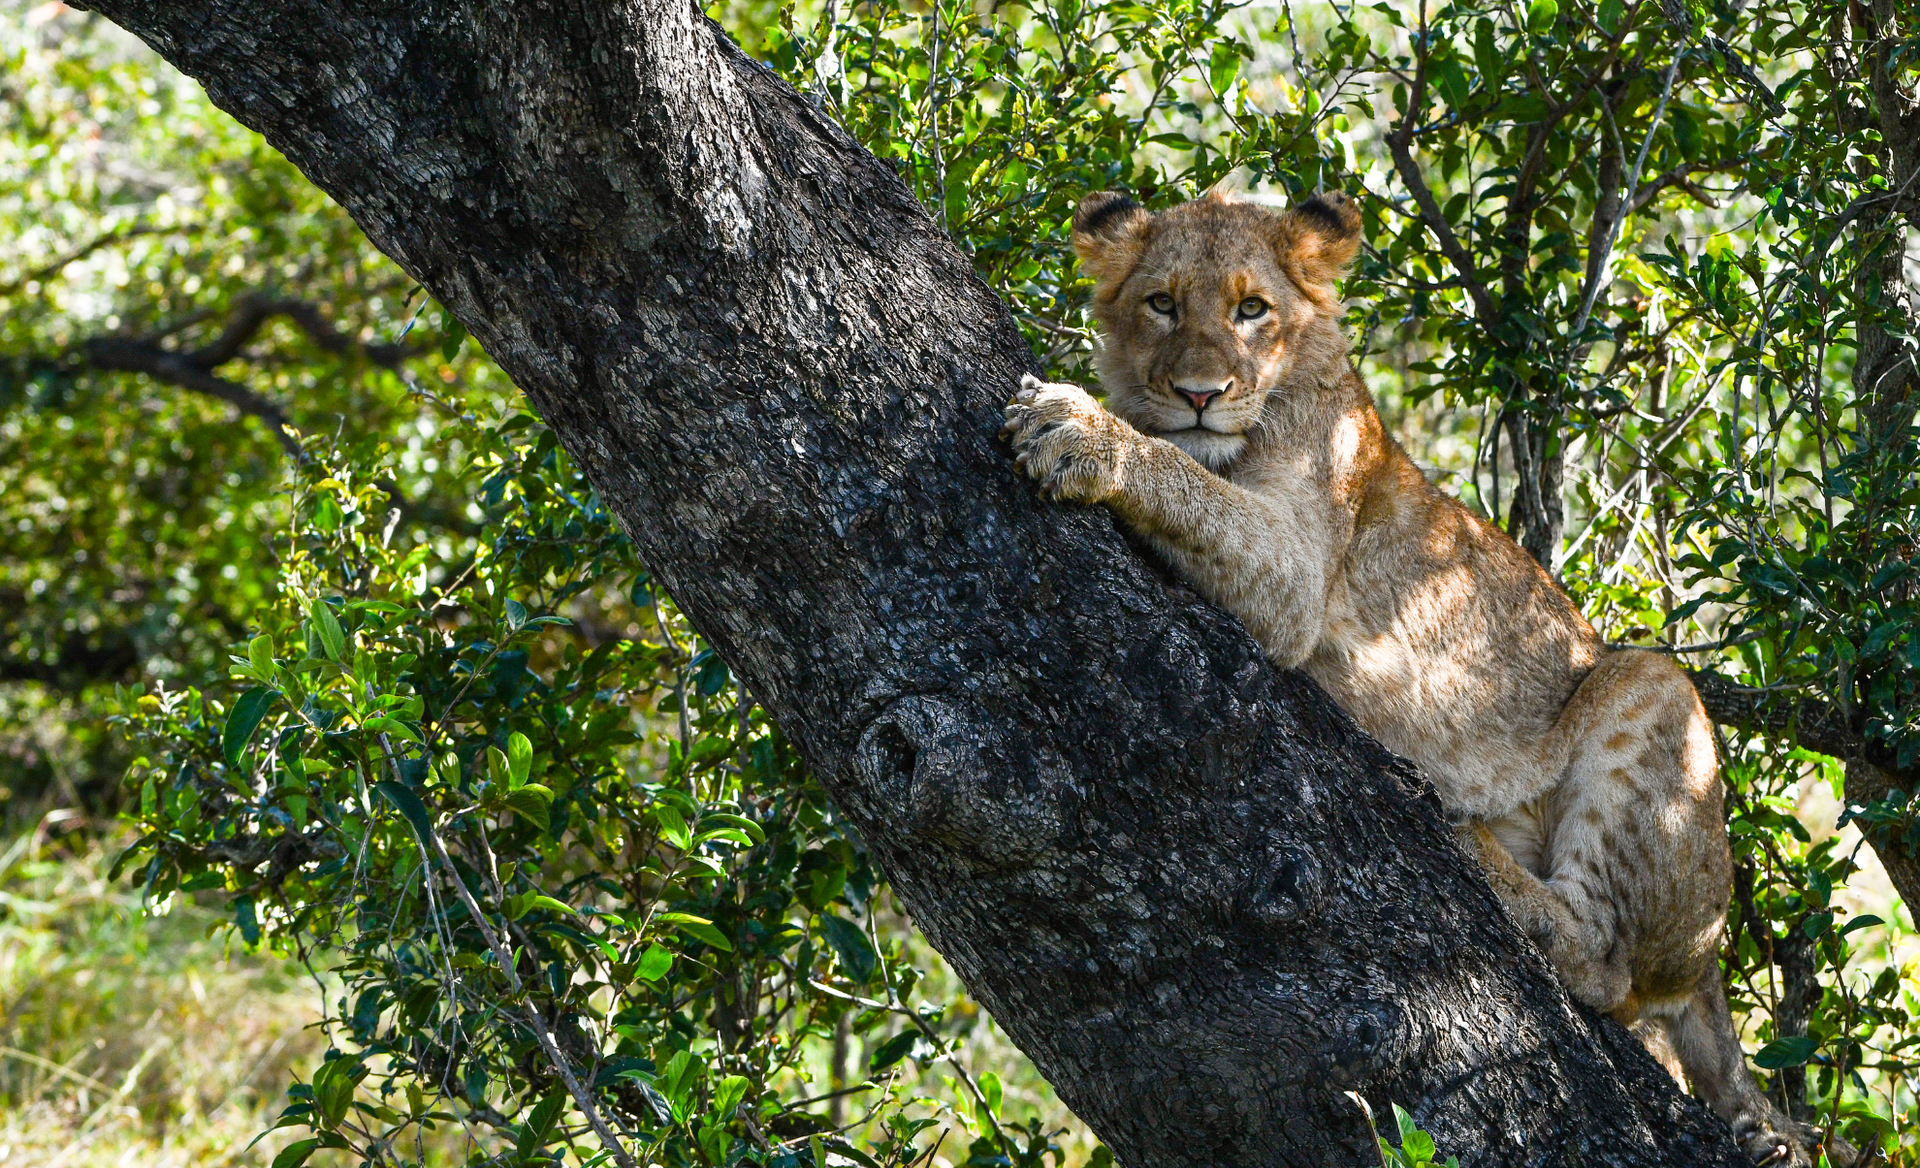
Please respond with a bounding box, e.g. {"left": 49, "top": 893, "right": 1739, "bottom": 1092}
{"left": 74, "top": 2, "right": 1751, "bottom": 1164}
{"left": 1826, "top": 0, "right": 1920, "bottom": 918}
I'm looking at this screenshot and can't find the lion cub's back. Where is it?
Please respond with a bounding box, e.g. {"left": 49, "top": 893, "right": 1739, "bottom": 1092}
{"left": 1306, "top": 459, "right": 1604, "bottom": 819}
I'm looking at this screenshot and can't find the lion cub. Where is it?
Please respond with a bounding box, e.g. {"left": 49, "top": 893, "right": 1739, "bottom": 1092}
{"left": 1001, "top": 188, "right": 1826, "bottom": 1166}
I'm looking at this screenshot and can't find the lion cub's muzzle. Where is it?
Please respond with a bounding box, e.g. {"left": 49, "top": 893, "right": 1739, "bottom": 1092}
{"left": 1170, "top": 378, "right": 1231, "bottom": 415}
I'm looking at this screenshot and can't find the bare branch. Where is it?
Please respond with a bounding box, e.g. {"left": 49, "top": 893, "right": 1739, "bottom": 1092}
{"left": 1621, "top": 162, "right": 1736, "bottom": 217}
{"left": 0, "top": 223, "right": 168, "bottom": 296}
{"left": 77, "top": 293, "right": 428, "bottom": 456}
{"left": 191, "top": 291, "right": 416, "bottom": 368}
{"left": 1569, "top": 54, "right": 1680, "bottom": 344}
{"left": 1384, "top": 41, "right": 1498, "bottom": 321}
{"left": 81, "top": 332, "right": 301, "bottom": 453}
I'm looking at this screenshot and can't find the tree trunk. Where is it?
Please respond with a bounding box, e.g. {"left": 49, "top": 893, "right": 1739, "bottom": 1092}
{"left": 74, "top": 2, "right": 1748, "bottom": 1163}
{"left": 1845, "top": 0, "right": 1920, "bottom": 920}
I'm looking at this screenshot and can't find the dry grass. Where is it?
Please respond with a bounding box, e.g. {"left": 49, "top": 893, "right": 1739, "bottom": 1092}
{"left": 0, "top": 815, "right": 325, "bottom": 1168}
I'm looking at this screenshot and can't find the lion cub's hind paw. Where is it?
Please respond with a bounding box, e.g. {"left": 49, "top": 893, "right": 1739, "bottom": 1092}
{"left": 1738, "top": 1125, "right": 1811, "bottom": 1168}
{"left": 1737, "top": 1116, "right": 1870, "bottom": 1168}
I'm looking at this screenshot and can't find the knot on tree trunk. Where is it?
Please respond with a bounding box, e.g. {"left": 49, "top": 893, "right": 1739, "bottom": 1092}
{"left": 855, "top": 694, "right": 1070, "bottom": 870}
{"left": 1241, "top": 845, "right": 1328, "bottom": 927}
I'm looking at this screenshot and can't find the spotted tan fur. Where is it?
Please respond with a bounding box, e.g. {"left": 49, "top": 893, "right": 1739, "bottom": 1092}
{"left": 1000, "top": 189, "right": 1842, "bottom": 1167}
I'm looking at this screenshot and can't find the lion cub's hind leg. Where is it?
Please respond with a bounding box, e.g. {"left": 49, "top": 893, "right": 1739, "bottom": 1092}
{"left": 1460, "top": 650, "right": 1727, "bottom": 1018}
{"left": 1454, "top": 820, "right": 1633, "bottom": 1014}
{"left": 1498, "top": 651, "right": 1841, "bottom": 1165}
{"left": 1666, "top": 978, "right": 1835, "bottom": 1167}
{"left": 1542, "top": 650, "right": 1734, "bottom": 1007}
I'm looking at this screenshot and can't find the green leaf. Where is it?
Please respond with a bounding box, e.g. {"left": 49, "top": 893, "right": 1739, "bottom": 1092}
{"left": 660, "top": 912, "right": 733, "bottom": 952}
{"left": 1207, "top": 41, "right": 1241, "bottom": 97}
{"left": 248, "top": 633, "right": 275, "bottom": 681}
{"left": 661, "top": 1049, "right": 698, "bottom": 1108}
{"left": 363, "top": 714, "right": 420, "bottom": 744}
{"left": 374, "top": 779, "right": 436, "bottom": 841}
{"left": 818, "top": 913, "right": 877, "bottom": 983}
{"left": 504, "top": 785, "right": 554, "bottom": 831}
{"left": 822, "top": 1137, "right": 882, "bottom": 1168}
{"left": 307, "top": 596, "right": 345, "bottom": 661}
{"left": 1803, "top": 912, "right": 1833, "bottom": 939}
{"left": 270, "top": 1139, "right": 321, "bottom": 1168}
{"left": 1839, "top": 914, "right": 1885, "bottom": 936}
{"left": 635, "top": 941, "right": 674, "bottom": 981}
{"left": 1753, "top": 1035, "right": 1819, "bottom": 1069}
{"left": 503, "top": 597, "right": 527, "bottom": 631}
{"left": 1393, "top": 1104, "right": 1429, "bottom": 1160}
{"left": 514, "top": 1089, "right": 565, "bottom": 1159}
{"left": 311, "top": 495, "right": 341, "bottom": 533}
{"left": 978, "top": 1070, "right": 1002, "bottom": 1114}
{"left": 1526, "top": 0, "right": 1558, "bottom": 35}
{"left": 439, "top": 316, "right": 467, "bottom": 363}
{"left": 687, "top": 734, "right": 733, "bottom": 768}
{"left": 506, "top": 731, "right": 532, "bottom": 786}
{"left": 540, "top": 922, "right": 617, "bottom": 964}
{"left": 223, "top": 687, "right": 280, "bottom": 769}
{"left": 1472, "top": 18, "right": 1501, "bottom": 83}
{"left": 712, "top": 1073, "right": 750, "bottom": 1120}
{"left": 312, "top": 1059, "right": 358, "bottom": 1127}
{"left": 870, "top": 1029, "right": 918, "bottom": 1072}
{"left": 591, "top": 1056, "right": 657, "bottom": 1089}
{"left": 1673, "top": 108, "right": 1702, "bottom": 156}
{"left": 1597, "top": 0, "right": 1625, "bottom": 33}
{"left": 234, "top": 895, "right": 261, "bottom": 947}
{"left": 699, "top": 812, "right": 765, "bottom": 844}
{"left": 654, "top": 803, "right": 693, "bottom": 851}
{"left": 1434, "top": 58, "right": 1469, "bottom": 110}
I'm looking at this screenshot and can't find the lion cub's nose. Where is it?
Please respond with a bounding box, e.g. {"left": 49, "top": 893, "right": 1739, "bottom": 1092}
{"left": 1174, "top": 382, "right": 1230, "bottom": 412}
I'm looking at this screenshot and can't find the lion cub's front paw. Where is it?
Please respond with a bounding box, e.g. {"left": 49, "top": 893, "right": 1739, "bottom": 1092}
{"left": 999, "top": 374, "right": 1126, "bottom": 504}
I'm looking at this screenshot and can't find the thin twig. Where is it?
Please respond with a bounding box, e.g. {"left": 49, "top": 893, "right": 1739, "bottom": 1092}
{"left": 1569, "top": 52, "right": 1682, "bottom": 348}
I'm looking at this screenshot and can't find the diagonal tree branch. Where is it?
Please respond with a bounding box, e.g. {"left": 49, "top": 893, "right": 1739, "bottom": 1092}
{"left": 1683, "top": 669, "right": 1872, "bottom": 773}
{"left": 188, "top": 290, "right": 417, "bottom": 368}
{"left": 70, "top": 296, "right": 476, "bottom": 539}
{"left": 1384, "top": 38, "right": 1498, "bottom": 323}
{"left": 1687, "top": 667, "right": 1920, "bottom": 912}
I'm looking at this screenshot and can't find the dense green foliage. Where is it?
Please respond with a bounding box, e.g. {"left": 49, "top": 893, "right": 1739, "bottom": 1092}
{"left": 1, "top": 7, "right": 485, "bottom": 802}
{"left": 3, "top": 0, "right": 1917, "bottom": 1163}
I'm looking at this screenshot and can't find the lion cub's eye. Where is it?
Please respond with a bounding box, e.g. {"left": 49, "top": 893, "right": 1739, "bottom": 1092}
{"left": 1236, "top": 296, "right": 1270, "bottom": 320}
{"left": 1146, "top": 292, "right": 1176, "bottom": 315}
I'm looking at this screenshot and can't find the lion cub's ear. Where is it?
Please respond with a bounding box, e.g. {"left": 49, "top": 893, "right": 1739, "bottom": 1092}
{"left": 1276, "top": 191, "right": 1363, "bottom": 301}
{"left": 1072, "top": 191, "right": 1150, "bottom": 286}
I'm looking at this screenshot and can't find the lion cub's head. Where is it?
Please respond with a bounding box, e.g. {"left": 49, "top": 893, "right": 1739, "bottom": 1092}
{"left": 1073, "top": 188, "right": 1362, "bottom": 469}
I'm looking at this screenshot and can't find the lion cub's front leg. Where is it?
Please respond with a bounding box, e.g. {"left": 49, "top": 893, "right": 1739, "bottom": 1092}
{"left": 1001, "top": 376, "right": 1333, "bottom": 668}
{"left": 999, "top": 375, "right": 1132, "bottom": 504}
